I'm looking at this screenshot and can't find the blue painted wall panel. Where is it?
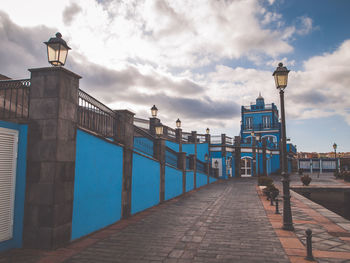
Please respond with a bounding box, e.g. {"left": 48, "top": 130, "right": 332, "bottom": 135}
{"left": 182, "top": 144, "right": 195, "bottom": 156}
{"left": 196, "top": 172, "right": 207, "bottom": 188}
{"left": 209, "top": 177, "right": 217, "bottom": 183}
{"left": 165, "top": 166, "right": 183, "bottom": 200}
{"left": 186, "top": 171, "right": 194, "bottom": 192}
{"left": 0, "top": 121, "right": 27, "bottom": 252}
{"left": 166, "top": 141, "right": 179, "bottom": 152}
{"left": 197, "top": 143, "right": 209, "bottom": 162}
{"left": 134, "top": 137, "right": 154, "bottom": 156}
{"left": 71, "top": 129, "right": 123, "bottom": 240}
{"left": 131, "top": 153, "right": 160, "bottom": 214}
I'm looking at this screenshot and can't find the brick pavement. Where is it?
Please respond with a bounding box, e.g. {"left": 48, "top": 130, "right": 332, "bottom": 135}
{"left": 1, "top": 178, "right": 290, "bottom": 263}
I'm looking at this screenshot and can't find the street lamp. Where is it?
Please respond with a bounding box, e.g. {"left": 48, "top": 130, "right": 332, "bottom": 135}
{"left": 151, "top": 105, "right": 158, "bottom": 118}
{"left": 333, "top": 143, "right": 338, "bottom": 173}
{"left": 214, "top": 160, "right": 219, "bottom": 168}
{"left": 176, "top": 118, "right": 181, "bottom": 128}
{"left": 273, "top": 62, "right": 294, "bottom": 231}
{"left": 256, "top": 134, "right": 261, "bottom": 177}
{"left": 155, "top": 123, "right": 163, "bottom": 137}
{"left": 204, "top": 153, "right": 209, "bottom": 162}
{"left": 44, "top": 32, "right": 71, "bottom": 66}
{"left": 206, "top": 128, "right": 210, "bottom": 134}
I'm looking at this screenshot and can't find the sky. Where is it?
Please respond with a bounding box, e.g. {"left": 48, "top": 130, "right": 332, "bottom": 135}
{"left": 1, "top": 0, "right": 350, "bottom": 153}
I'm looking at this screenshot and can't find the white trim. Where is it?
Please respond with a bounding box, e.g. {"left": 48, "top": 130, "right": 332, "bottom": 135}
{"left": 210, "top": 147, "right": 221, "bottom": 151}
{"left": 243, "top": 130, "right": 279, "bottom": 134}
{"left": 241, "top": 148, "right": 252, "bottom": 153}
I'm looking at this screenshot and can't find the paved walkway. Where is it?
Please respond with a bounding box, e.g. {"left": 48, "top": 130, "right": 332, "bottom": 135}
{"left": 1, "top": 179, "right": 289, "bottom": 263}
{"left": 264, "top": 173, "right": 350, "bottom": 263}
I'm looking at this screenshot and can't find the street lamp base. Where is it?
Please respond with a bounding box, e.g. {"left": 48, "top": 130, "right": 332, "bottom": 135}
{"left": 282, "top": 223, "right": 294, "bottom": 231}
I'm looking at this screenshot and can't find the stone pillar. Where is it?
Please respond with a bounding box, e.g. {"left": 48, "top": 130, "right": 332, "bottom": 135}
{"left": 221, "top": 134, "right": 226, "bottom": 157}
{"left": 205, "top": 133, "right": 210, "bottom": 143}
{"left": 176, "top": 128, "right": 182, "bottom": 152}
{"left": 214, "top": 168, "right": 219, "bottom": 178}
{"left": 115, "top": 110, "right": 135, "bottom": 219}
{"left": 252, "top": 137, "right": 257, "bottom": 177}
{"left": 23, "top": 67, "right": 81, "bottom": 249}
{"left": 192, "top": 131, "right": 197, "bottom": 188}
{"left": 178, "top": 152, "right": 186, "bottom": 193}
{"left": 149, "top": 117, "right": 160, "bottom": 136}
{"left": 189, "top": 154, "right": 196, "bottom": 188}
{"left": 262, "top": 138, "right": 267, "bottom": 176}
{"left": 154, "top": 138, "right": 165, "bottom": 202}
{"left": 234, "top": 136, "right": 241, "bottom": 178}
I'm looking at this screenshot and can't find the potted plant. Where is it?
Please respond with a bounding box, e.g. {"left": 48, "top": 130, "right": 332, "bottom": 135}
{"left": 265, "top": 183, "right": 279, "bottom": 200}
{"left": 301, "top": 174, "right": 312, "bottom": 186}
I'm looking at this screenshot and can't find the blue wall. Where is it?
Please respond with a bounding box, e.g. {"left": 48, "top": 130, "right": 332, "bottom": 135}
{"left": 71, "top": 129, "right": 123, "bottom": 240}
{"left": 0, "top": 121, "right": 27, "bottom": 252}
{"left": 196, "top": 172, "right": 208, "bottom": 188}
{"left": 166, "top": 141, "right": 179, "bottom": 152}
{"left": 209, "top": 176, "right": 217, "bottom": 183}
{"left": 197, "top": 143, "right": 209, "bottom": 162}
{"left": 134, "top": 137, "right": 154, "bottom": 156}
{"left": 165, "top": 166, "right": 183, "bottom": 200}
{"left": 186, "top": 171, "right": 194, "bottom": 192}
{"left": 132, "top": 153, "right": 160, "bottom": 214}
{"left": 182, "top": 143, "right": 195, "bottom": 156}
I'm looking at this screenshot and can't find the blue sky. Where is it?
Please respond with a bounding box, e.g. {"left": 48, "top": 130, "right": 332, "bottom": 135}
{"left": 1, "top": 0, "right": 350, "bottom": 153}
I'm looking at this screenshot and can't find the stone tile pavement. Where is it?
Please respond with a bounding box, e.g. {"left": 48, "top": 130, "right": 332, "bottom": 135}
{"left": 1, "top": 179, "right": 289, "bottom": 263}
{"left": 263, "top": 173, "right": 350, "bottom": 263}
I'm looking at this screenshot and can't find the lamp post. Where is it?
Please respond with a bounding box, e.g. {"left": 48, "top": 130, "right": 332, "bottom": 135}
{"left": 176, "top": 118, "right": 181, "bottom": 129}
{"left": 151, "top": 105, "right": 158, "bottom": 118}
{"left": 44, "top": 32, "right": 71, "bottom": 66}
{"left": 155, "top": 123, "right": 163, "bottom": 137}
{"left": 256, "top": 134, "right": 261, "bottom": 177}
{"left": 273, "top": 62, "right": 294, "bottom": 231}
{"left": 333, "top": 143, "right": 338, "bottom": 173}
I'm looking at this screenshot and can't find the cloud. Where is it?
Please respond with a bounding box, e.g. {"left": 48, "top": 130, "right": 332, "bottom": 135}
{"left": 0, "top": 11, "right": 55, "bottom": 78}
{"left": 63, "top": 3, "right": 82, "bottom": 26}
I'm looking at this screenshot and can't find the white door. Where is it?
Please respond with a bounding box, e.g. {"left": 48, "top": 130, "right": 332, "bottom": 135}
{"left": 0, "top": 127, "right": 18, "bottom": 242}
{"left": 240, "top": 158, "right": 252, "bottom": 177}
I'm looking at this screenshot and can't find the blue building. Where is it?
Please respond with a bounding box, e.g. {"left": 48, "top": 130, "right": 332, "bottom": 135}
{"left": 210, "top": 94, "right": 297, "bottom": 178}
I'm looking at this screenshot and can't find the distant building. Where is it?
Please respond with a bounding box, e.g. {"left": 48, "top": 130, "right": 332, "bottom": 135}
{"left": 0, "top": 74, "right": 11, "bottom": 80}
{"left": 210, "top": 94, "right": 297, "bottom": 178}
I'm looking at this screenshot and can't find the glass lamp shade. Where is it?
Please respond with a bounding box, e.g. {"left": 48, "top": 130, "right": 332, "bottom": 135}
{"left": 176, "top": 118, "right": 181, "bottom": 128}
{"left": 204, "top": 153, "right": 208, "bottom": 161}
{"left": 206, "top": 128, "right": 210, "bottom": 134}
{"left": 256, "top": 135, "right": 260, "bottom": 141}
{"left": 333, "top": 143, "right": 337, "bottom": 150}
{"left": 151, "top": 105, "right": 158, "bottom": 117}
{"left": 214, "top": 160, "right": 219, "bottom": 168}
{"left": 273, "top": 63, "right": 290, "bottom": 90}
{"left": 155, "top": 125, "right": 163, "bottom": 136}
{"left": 44, "top": 32, "right": 71, "bottom": 66}
{"left": 251, "top": 132, "right": 255, "bottom": 137}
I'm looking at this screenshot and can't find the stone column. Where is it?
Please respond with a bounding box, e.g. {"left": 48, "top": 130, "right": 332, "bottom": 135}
{"left": 252, "top": 137, "right": 257, "bottom": 177}
{"left": 205, "top": 133, "right": 210, "bottom": 143}
{"left": 154, "top": 138, "right": 165, "bottom": 202}
{"left": 234, "top": 136, "right": 241, "bottom": 178}
{"left": 189, "top": 154, "right": 196, "bottom": 188}
{"left": 178, "top": 152, "right": 186, "bottom": 193}
{"left": 221, "top": 133, "right": 226, "bottom": 157}
{"left": 23, "top": 67, "right": 81, "bottom": 249}
{"left": 115, "top": 110, "right": 135, "bottom": 219}
{"left": 176, "top": 128, "right": 182, "bottom": 152}
{"left": 192, "top": 131, "right": 197, "bottom": 188}
{"left": 262, "top": 138, "right": 267, "bottom": 176}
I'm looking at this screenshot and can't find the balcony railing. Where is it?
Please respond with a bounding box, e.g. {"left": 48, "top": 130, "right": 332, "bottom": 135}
{"left": 0, "top": 79, "right": 30, "bottom": 120}
{"left": 243, "top": 123, "right": 279, "bottom": 131}
{"left": 78, "top": 89, "right": 117, "bottom": 138}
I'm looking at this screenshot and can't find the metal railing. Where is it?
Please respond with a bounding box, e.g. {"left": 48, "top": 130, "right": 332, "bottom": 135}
{"left": 182, "top": 132, "right": 191, "bottom": 142}
{"left": 243, "top": 123, "right": 279, "bottom": 131}
{"left": 196, "top": 159, "right": 206, "bottom": 173}
{"left": 0, "top": 79, "right": 30, "bottom": 119}
{"left": 133, "top": 125, "right": 155, "bottom": 156}
{"left": 225, "top": 136, "right": 234, "bottom": 145}
{"left": 165, "top": 147, "right": 178, "bottom": 167}
{"left": 78, "top": 89, "right": 117, "bottom": 138}
{"left": 197, "top": 134, "right": 206, "bottom": 143}
{"left": 167, "top": 127, "right": 176, "bottom": 139}
{"left": 210, "top": 135, "right": 221, "bottom": 144}
{"left": 134, "top": 117, "right": 149, "bottom": 130}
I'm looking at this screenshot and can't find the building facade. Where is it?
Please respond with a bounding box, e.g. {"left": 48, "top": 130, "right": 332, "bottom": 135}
{"left": 210, "top": 94, "right": 297, "bottom": 178}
